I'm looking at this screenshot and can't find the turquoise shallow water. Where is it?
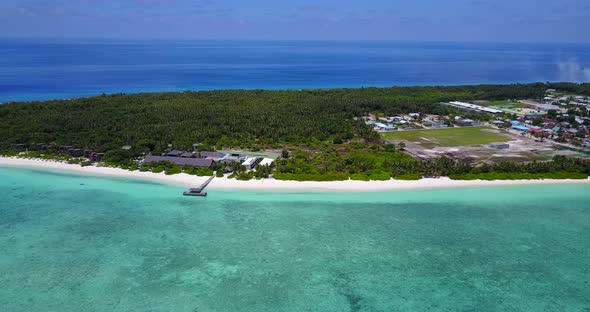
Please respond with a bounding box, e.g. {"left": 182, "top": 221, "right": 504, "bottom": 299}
{"left": 0, "top": 167, "right": 589, "bottom": 311}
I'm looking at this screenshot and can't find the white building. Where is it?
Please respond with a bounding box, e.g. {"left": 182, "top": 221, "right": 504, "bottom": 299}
{"left": 258, "top": 158, "right": 275, "bottom": 167}
{"left": 241, "top": 157, "right": 258, "bottom": 170}
{"left": 448, "top": 101, "right": 503, "bottom": 114}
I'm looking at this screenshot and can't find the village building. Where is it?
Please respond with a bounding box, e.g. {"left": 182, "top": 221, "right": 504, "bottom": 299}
{"left": 373, "top": 122, "right": 396, "bottom": 131}
{"left": 489, "top": 143, "right": 510, "bottom": 149}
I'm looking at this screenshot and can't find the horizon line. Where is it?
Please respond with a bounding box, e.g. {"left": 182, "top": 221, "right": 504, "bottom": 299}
{"left": 1, "top": 36, "right": 589, "bottom": 45}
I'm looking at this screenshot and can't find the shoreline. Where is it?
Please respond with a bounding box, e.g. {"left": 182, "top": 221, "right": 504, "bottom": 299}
{"left": 1, "top": 157, "right": 590, "bottom": 192}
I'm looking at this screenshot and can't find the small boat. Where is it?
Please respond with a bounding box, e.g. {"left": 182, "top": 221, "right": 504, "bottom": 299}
{"left": 183, "top": 190, "right": 207, "bottom": 197}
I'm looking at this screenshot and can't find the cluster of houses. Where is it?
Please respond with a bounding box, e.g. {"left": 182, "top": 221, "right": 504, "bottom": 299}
{"left": 363, "top": 113, "right": 478, "bottom": 132}
{"left": 506, "top": 119, "right": 590, "bottom": 146}
{"left": 500, "top": 90, "right": 590, "bottom": 147}
{"left": 543, "top": 89, "right": 590, "bottom": 107}
{"left": 144, "top": 149, "right": 266, "bottom": 170}
{"left": 59, "top": 146, "right": 105, "bottom": 162}
{"left": 439, "top": 91, "right": 590, "bottom": 148}
{"left": 364, "top": 113, "right": 447, "bottom": 132}
{"left": 363, "top": 114, "right": 410, "bottom": 132}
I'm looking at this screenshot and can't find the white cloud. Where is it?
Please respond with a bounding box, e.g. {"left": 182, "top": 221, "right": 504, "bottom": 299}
{"left": 557, "top": 59, "right": 590, "bottom": 82}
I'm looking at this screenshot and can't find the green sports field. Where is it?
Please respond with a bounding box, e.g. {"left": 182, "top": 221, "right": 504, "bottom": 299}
{"left": 477, "top": 100, "right": 533, "bottom": 108}
{"left": 382, "top": 126, "right": 511, "bottom": 146}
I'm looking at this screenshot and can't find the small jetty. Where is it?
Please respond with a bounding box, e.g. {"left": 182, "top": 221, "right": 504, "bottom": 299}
{"left": 183, "top": 173, "right": 215, "bottom": 197}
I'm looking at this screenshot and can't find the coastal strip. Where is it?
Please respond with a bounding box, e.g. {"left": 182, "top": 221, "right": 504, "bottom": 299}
{"left": 2, "top": 157, "right": 590, "bottom": 192}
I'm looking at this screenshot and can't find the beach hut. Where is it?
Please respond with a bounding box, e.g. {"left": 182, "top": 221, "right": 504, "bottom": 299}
{"left": 92, "top": 153, "right": 105, "bottom": 162}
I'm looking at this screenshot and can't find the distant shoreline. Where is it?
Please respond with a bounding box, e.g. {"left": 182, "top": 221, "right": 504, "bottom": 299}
{"left": 2, "top": 157, "right": 589, "bottom": 193}
{"left": 2, "top": 81, "right": 588, "bottom": 104}
{"left": 0, "top": 83, "right": 525, "bottom": 104}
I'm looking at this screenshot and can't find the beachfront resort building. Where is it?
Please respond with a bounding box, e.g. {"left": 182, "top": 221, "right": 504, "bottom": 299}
{"left": 142, "top": 149, "right": 272, "bottom": 171}
{"left": 144, "top": 155, "right": 214, "bottom": 168}
{"left": 241, "top": 157, "right": 258, "bottom": 170}
{"left": 200, "top": 151, "right": 227, "bottom": 161}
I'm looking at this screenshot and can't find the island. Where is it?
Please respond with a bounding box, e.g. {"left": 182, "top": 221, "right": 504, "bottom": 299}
{"left": 1, "top": 82, "right": 590, "bottom": 190}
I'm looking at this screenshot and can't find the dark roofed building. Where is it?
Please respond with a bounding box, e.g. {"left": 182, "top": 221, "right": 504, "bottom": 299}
{"left": 92, "top": 153, "right": 105, "bottom": 162}
{"left": 29, "top": 143, "right": 48, "bottom": 151}
{"left": 59, "top": 146, "right": 73, "bottom": 152}
{"left": 145, "top": 155, "right": 213, "bottom": 168}
{"left": 180, "top": 152, "right": 195, "bottom": 158}
{"left": 69, "top": 149, "right": 84, "bottom": 157}
{"left": 166, "top": 150, "right": 184, "bottom": 157}
{"left": 199, "top": 151, "right": 227, "bottom": 159}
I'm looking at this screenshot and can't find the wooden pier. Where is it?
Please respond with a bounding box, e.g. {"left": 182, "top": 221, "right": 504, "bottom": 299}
{"left": 183, "top": 173, "right": 216, "bottom": 197}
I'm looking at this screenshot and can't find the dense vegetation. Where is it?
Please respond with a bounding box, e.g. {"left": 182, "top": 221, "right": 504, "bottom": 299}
{"left": 2, "top": 83, "right": 588, "bottom": 151}
{"left": 274, "top": 145, "right": 590, "bottom": 181}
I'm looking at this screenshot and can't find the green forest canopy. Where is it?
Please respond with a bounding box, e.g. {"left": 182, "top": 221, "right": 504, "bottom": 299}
{"left": 1, "top": 83, "right": 589, "bottom": 151}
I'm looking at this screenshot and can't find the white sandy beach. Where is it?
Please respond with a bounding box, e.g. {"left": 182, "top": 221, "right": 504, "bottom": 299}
{"left": 1, "top": 156, "right": 589, "bottom": 192}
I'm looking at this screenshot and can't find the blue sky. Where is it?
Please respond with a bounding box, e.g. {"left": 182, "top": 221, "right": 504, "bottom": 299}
{"left": 1, "top": 0, "right": 589, "bottom": 42}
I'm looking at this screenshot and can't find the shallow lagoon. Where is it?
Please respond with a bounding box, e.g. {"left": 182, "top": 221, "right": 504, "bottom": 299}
{"left": 1, "top": 167, "right": 589, "bottom": 311}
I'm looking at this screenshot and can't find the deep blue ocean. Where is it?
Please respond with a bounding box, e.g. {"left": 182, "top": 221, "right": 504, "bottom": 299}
{"left": 1, "top": 39, "right": 590, "bottom": 102}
